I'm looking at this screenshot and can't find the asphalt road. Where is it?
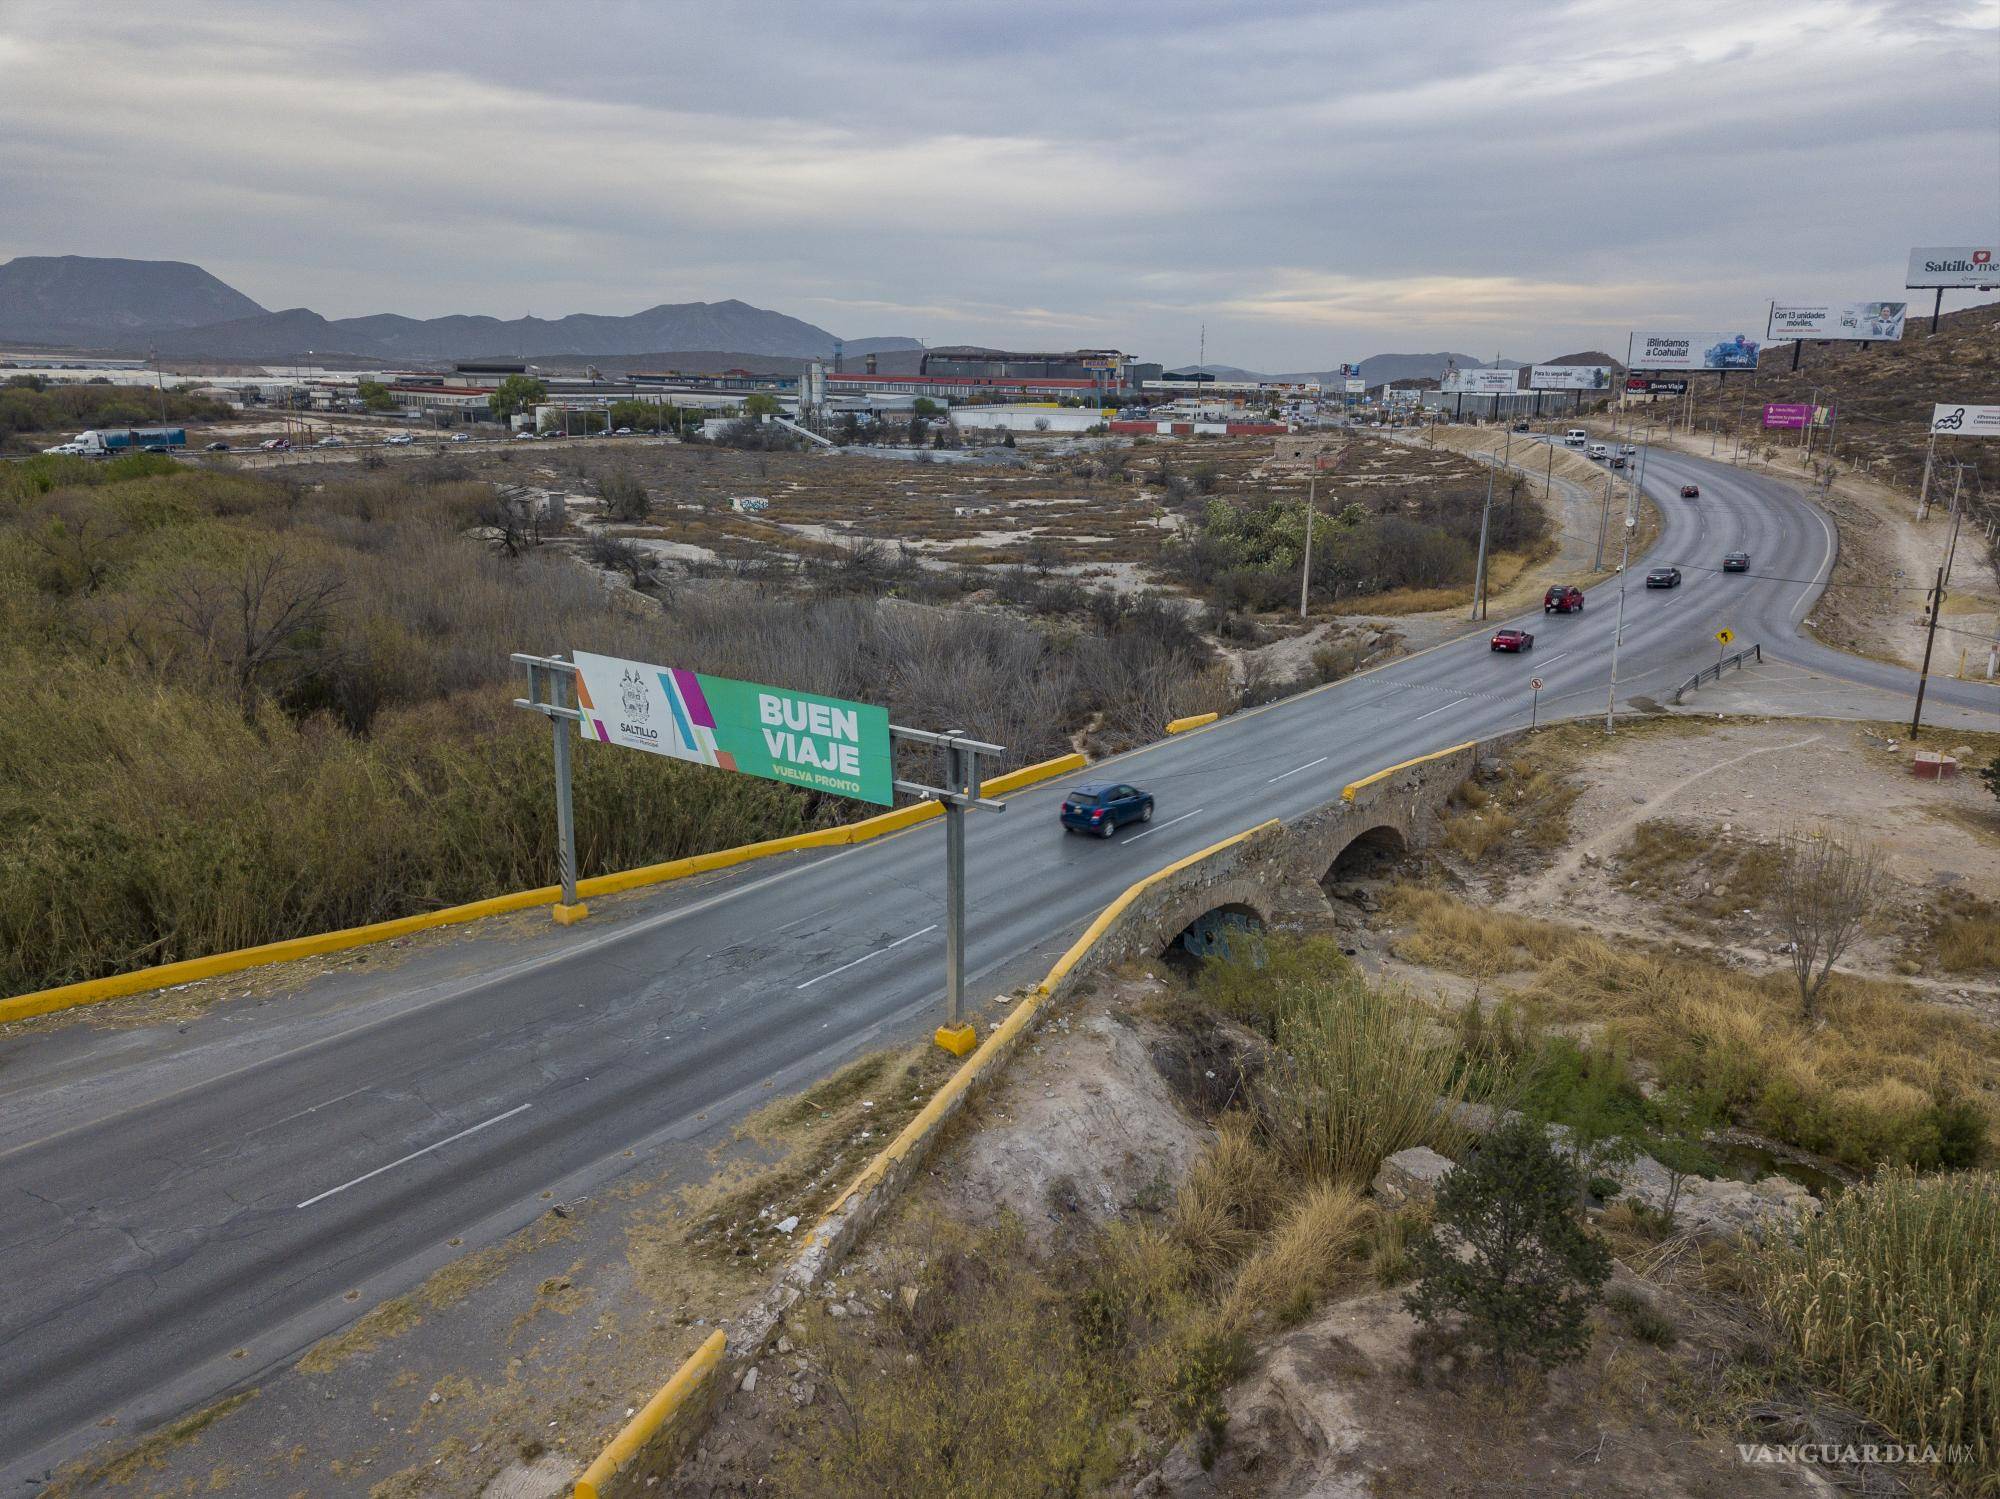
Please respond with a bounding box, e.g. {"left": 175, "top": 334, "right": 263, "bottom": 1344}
{"left": 1, "top": 443, "right": 1994, "bottom": 1482}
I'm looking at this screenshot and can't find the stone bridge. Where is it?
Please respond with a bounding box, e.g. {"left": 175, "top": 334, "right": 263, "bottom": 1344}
{"left": 1056, "top": 736, "right": 1505, "bottom": 980}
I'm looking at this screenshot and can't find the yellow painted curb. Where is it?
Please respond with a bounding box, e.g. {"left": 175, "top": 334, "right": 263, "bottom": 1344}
{"left": 551, "top": 902, "right": 590, "bottom": 926}
{"left": 573, "top": 1328, "right": 726, "bottom": 1499}
{"left": 0, "top": 751, "right": 1090, "bottom": 1028}
{"left": 1340, "top": 741, "right": 1475, "bottom": 803}
{"left": 1166, "top": 711, "right": 1219, "bottom": 734}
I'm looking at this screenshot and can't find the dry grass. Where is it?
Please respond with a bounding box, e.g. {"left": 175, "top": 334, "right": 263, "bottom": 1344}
{"left": 1615, "top": 819, "right": 1785, "bottom": 926}
{"left": 1221, "top": 1181, "right": 1372, "bottom": 1331}
{"left": 1387, "top": 886, "right": 2000, "bottom": 1170}
{"left": 1170, "top": 1116, "right": 1284, "bottom": 1282}
{"left": 1758, "top": 1169, "right": 2000, "bottom": 1490}
{"left": 1929, "top": 891, "right": 2000, "bottom": 976}
{"left": 1440, "top": 746, "right": 1586, "bottom": 868}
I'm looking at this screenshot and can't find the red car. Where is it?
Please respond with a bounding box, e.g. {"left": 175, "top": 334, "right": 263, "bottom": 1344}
{"left": 1490, "top": 628, "right": 1534, "bottom": 652}
{"left": 1680, "top": 483, "right": 1700, "bottom": 498}
{"left": 1543, "top": 584, "right": 1585, "bottom": 613}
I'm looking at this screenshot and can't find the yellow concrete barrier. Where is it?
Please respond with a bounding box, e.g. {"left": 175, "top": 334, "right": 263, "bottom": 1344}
{"left": 0, "top": 751, "right": 1089, "bottom": 1028}
{"left": 1166, "top": 711, "right": 1219, "bottom": 734}
{"left": 573, "top": 1329, "right": 725, "bottom": 1499}
{"left": 1340, "top": 741, "right": 1475, "bottom": 803}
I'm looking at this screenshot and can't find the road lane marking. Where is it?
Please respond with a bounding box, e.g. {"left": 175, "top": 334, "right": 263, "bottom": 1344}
{"left": 296, "top": 1103, "right": 533, "bottom": 1209}
{"left": 1411, "top": 696, "right": 1467, "bottom": 723}
{"left": 796, "top": 924, "right": 938, "bottom": 990}
{"left": 252, "top": 1085, "right": 372, "bottom": 1138}
{"left": 1267, "top": 756, "right": 1329, "bottom": 784}
{"left": 1124, "top": 809, "right": 1202, "bottom": 843}
{"left": 1537, "top": 651, "right": 1569, "bottom": 666}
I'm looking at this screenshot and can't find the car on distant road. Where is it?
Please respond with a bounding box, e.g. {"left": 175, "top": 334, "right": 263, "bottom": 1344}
{"left": 1645, "top": 567, "right": 1682, "bottom": 589}
{"left": 1680, "top": 483, "right": 1699, "bottom": 498}
{"left": 1513, "top": 421, "right": 1530, "bottom": 432}
{"left": 259, "top": 437, "right": 291, "bottom": 451}
{"left": 1490, "top": 627, "right": 1535, "bottom": 652}
{"left": 203, "top": 441, "right": 230, "bottom": 451}
{"left": 1543, "top": 584, "right": 1585, "bottom": 613}
{"left": 450, "top": 433, "right": 470, "bottom": 442}
{"left": 515, "top": 431, "right": 538, "bottom": 440}
{"left": 1609, "top": 455, "right": 1626, "bottom": 469}
{"left": 1620, "top": 444, "right": 1637, "bottom": 455}
{"left": 385, "top": 432, "right": 413, "bottom": 445}
{"left": 1587, "top": 443, "right": 1610, "bottom": 460}
{"left": 614, "top": 427, "right": 633, "bottom": 435}
{"left": 314, "top": 435, "right": 345, "bottom": 447}
{"left": 1723, "top": 552, "right": 1750, "bottom": 572}
{"left": 1059, "top": 781, "right": 1155, "bottom": 837}
{"left": 1564, "top": 428, "right": 1589, "bottom": 446}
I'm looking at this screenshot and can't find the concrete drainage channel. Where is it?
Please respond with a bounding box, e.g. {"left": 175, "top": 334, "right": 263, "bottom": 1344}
{"left": 570, "top": 739, "right": 1488, "bottom": 1498}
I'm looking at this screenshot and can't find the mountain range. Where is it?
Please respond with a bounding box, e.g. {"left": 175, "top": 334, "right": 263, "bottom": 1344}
{"left": 0, "top": 256, "right": 923, "bottom": 364}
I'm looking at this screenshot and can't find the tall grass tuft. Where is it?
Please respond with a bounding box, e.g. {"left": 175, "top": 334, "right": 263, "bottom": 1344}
{"left": 1202, "top": 936, "right": 1482, "bottom": 1186}
{"left": 1758, "top": 1170, "right": 2000, "bottom": 1489}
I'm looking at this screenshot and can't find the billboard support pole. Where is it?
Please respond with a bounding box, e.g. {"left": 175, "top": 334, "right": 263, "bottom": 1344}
{"left": 1932, "top": 288, "right": 1944, "bottom": 335}
{"left": 1917, "top": 432, "right": 1936, "bottom": 520}
{"left": 512, "top": 653, "right": 588, "bottom": 925}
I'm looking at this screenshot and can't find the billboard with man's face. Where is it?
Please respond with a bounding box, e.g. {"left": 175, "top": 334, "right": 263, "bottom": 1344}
{"left": 1767, "top": 302, "right": 1906, "bottom": 341}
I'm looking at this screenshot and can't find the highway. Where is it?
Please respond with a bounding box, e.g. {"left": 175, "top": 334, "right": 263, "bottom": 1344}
{"left": 1, "top": 443, "right": 1995, "bottom": 1482}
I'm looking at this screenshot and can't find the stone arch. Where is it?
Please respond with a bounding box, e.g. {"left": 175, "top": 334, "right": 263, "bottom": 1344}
{"left": 1165, "top": 901, "right": 1267, "bottom": 964}
{"left": 1322, "top": 823, "right": 1409, "bottom": 885}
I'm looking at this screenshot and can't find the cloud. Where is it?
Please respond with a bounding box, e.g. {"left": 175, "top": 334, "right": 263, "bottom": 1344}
{"left": 0, "top": 0, "right": 1994, "bottom": 366}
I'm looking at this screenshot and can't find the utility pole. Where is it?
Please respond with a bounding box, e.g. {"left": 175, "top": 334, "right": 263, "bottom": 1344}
{"left": 1911, "top": 564, "right": 1946, "bottom": 737}
{"left": 1942, "top": 464, "right": 1967, "bottom": 585}
{"left": 1299, "top": 471, "right": 1316, "bottom": 619}
{"left": 1916, "top": 431, "right": 1937, "bottom": 520}
{"left": 1604, "top": 438, "right": 1643, "bottom": 731}
{"left": 1469, "top": 446, "right": 1497, "bottom": 619}
{"left": 1594, "top": 471, "right": 1613, "bottom": 570}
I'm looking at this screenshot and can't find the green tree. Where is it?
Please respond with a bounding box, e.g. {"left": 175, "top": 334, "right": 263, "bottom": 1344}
{"left": 911, "top": 396, "right": 942, "bottom": 418}
{"left": 1405, "top": 1116, "right": 1611, "bottom": 1374}
{"left": 489, "top": 374, "right": 547, "bottom": 424}
{"left": 1644, "top": 1085, "right": 1723, "bottom": 1225}
{"left": 743, "top": 392, "right": 781, "bottom": 418}
{"left": 356, "top": 380, "right": 396, "bottom": 413}
{"left": 1981, "top": 757, "right": 2000, "bottom": 808}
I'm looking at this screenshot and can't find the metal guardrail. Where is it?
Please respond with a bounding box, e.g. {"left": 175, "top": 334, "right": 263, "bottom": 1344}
{"left": 1671, "top": 642, "right": 1762, "bottom": 704}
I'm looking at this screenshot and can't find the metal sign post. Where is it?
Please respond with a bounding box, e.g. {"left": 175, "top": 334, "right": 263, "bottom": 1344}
{"left": 1529, "top": 676, "right": 1543, "bottom": 727}
{"left": 891, "top": 725, "right": 1007, "bottom": 1056}
{"left": 511, "top": 652, "right": 589, "bottom": 924}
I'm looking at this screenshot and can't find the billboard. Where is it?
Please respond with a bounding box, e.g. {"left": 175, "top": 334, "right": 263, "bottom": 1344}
{"left": 1766, "top": 302, "right": 1906, "bottom": 341}
{"left": 1442, "top": 368, "right": 1518, "bottom": 394}
{"left": 1907, "top": 246, "right": 1998, "bottom": 289}
{"left": 1344, "top": 378, "right": 1367, "bottom": 394}
{"left": 1931, "top": 404, "right": 2000, "bottom": 438}
{"left": 1626, "top": 377, "right": 1689, "bottom": 395}
{"left": 1763, "top": 403, "right": 1829, "bottom": 429}
{"left": 573, "top": 651, "right": 893, "bottom": 804}
{"left": 1529, "top": 364, "right": 1613, "bottom": 391}
{"left": 1627, "top": 331, "right": 1761, "bottom": 370}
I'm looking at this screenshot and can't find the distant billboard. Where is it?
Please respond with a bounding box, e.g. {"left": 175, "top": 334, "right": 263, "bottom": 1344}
{"left": 1767, "top": 302, "right": 1906, "bottom": 341}
{"left": 1627, "top": 377, "right": 1690, "bottom": 396}
{"left": 1931, "top": 403, "right": 2000, "bottom": 438}
{"left": 1529, "top": 365, "right": 1613, "bottom": 391}
{"left": 573, "top": 651, "right": 893, "bottom": 805}
{"left": 1762, "top": 403, "right": 1830, "bottom": 429}
{"left": 1443, "top": 368, "right": 1518, "bottom": 394}
{"left": 1907, "top": 246, "right": 1999, "bottom": 289}
{"left": 1627, "top": 331, "right": 1761, "bottom": 370}
{"left": 1344, "top": 378, "right": 1367, "bottom": 394}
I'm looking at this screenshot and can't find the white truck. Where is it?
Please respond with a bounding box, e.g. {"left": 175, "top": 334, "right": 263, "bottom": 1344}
{"left": 1564, "top": 428, "right": 1589, "bottom": 447}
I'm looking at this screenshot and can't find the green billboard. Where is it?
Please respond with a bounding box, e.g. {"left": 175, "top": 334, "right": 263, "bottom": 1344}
{"left": 572, "top": 650, "right": 894, "bottom": 805}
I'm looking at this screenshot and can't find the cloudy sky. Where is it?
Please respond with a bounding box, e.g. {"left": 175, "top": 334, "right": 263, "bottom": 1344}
{"left": 2, "top": 0, "right": 1995, "bottom": 369}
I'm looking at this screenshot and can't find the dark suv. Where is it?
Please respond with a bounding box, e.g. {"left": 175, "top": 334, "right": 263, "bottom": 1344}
{"left": 1060, "top": 782, "right": 1155, "bottom": 837}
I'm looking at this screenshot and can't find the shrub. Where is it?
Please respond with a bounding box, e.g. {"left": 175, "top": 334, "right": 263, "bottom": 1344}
{"left": 1405, "top": 1116, "right": 1611, "bottom": 1374}
{"left": 1222, "top": 1180, "right": 1371, "bottom": 1330}
{"left": 1605, "top": 1286, "right": 1676, "bottom": 1347}
{"left": 1758, "top": 1170, "right": 2000, "bottom": 1490}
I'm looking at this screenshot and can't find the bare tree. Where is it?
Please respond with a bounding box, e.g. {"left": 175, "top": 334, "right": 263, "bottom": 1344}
{"left": 30, "top": 500, "right": 123, "bottom": 596}
{"left": 1774, "top": 827, "right": 1883, "bottom": 1019}
{"left": 596, "top": 472, "right": 652, "bottom": 523}
{"left": 163, "top": 550, "right": 345, "bottom": 721}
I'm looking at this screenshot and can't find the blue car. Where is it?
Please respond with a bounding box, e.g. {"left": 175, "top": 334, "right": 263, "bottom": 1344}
{"left": 1060, "top": 781, "right": 1155, "bottom": 838}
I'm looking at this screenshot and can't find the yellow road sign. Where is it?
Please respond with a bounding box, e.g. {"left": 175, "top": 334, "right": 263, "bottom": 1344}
{"left": 1715, "top": 628, "right": 1735, "bottom": 646}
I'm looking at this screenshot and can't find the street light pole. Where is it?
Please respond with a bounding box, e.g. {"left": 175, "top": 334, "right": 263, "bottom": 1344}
{"left": 1604, "top": 441, "right": 1643, "bottom": 732}
{"left": 1299, "top": 471, "right": 1316, "bottom": 620}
